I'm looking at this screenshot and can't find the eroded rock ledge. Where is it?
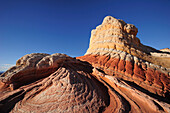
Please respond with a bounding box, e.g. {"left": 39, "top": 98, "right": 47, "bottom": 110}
{"left": 0, "top": 16, "right": 170, "bottom": 113}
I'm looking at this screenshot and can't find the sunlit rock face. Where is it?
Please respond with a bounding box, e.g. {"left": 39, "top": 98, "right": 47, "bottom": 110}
{"left": 86, "top": 16, "right": 170, "bottom": 68}
{"left": 0, "top": 53, "right": 109, "bottom": 113}
{"left": 0, "top": 16, "right": 170, "bottom": 113}
{"left": 160, "top": 48, "right": 170, "bottom": 53}
{"left": 80, "top": 16, "right": 170, "bottom": 113}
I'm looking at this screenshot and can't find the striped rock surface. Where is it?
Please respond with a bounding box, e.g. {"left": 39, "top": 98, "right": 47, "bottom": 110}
{"left": 0, "top": 16, "right": 170, "bottom": 113}
{"left": 78, "top": 16, "right": 170, "bottom": 112}
{"left": 0, "top": 53, "right": 109, "bottom": 113}
{"left": 86, "top": 16, "right": 170, "bottom": 68}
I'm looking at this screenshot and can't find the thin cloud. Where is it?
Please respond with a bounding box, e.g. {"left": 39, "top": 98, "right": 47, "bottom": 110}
{"left": 0, "top": 64, "right": 15, "bottom": 72}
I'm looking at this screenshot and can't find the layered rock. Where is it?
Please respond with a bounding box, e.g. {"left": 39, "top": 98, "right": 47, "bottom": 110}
{"left": 0, "top": 16, "right": 170, "bottom": 113}
{"left": 78, "top": 16, "right": 170, "bottom": 112}
{"left": 160, "top": 48, "right": 170, "bottom": 53}
{"left": 0, "top": 53, "right": 109, "bottom": 113}
{"left": 86, "top": 16, "right": 170, "bottom": 68}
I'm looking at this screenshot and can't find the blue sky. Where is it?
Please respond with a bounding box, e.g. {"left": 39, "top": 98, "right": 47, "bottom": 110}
{"left": 0, "top": 0, "right": 170, "bottom": 71}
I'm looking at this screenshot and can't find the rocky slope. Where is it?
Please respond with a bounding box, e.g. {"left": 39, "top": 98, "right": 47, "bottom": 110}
{"left": 0, "top": 16, "right": 170, "bottom": 113}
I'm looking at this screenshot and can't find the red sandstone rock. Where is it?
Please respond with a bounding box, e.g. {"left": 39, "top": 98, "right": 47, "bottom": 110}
{"left": 78, "top": 54, "right": 170, "bottom": 99}
{"left": 0, "top": 54, "right": 109, "bottom": 113}
{"left": 0, "top": 16, "right": 170, "bottom": 113}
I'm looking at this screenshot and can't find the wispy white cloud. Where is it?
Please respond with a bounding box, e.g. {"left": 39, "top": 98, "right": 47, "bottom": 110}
{"left": 0, "top": 64, "right": 15, "bottom": 72}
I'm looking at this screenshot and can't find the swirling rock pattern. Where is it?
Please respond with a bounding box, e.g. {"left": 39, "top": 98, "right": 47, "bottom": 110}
{"left": 78, "top": 16, "right": 170, "bottom": 113}
{"left": 0, "top": 54, "right": 109, "bottom": 113}
{"left": 78, "top": 52, "right": 170, "bottom": 98}
{"left": 0, "top": 16, "right": 170, "bottom": 113}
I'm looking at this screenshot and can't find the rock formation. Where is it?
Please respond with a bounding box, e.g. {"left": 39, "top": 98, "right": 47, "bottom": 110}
{"left": 0, "top": 53, "right": 109, "bottom": 113}
{"left": 160, "top": 48, "right": 170, "bottom": 53}
{"left": 0, "top": 16, "right": 170, "bottom": 113}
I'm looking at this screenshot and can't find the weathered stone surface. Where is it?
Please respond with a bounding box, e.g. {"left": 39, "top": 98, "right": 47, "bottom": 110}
{"left": 0, "top": 16, "right": 170, "bottom": 113}
{"left": 77, "top": 16, "right": 170, "bottom": 113}
{"left": 0, "top": 53, "right": 71, "bottom": 89}
{"left": 0, "top": 54, "right": 109, "bottom": 113}
{"left": 160, "top": 48, "right": 170, "bottom": 53}
{"left": 78, "top": 54, "right": 170, "bottom": 98}
{"left": 86, "top": 16, "right": 170, "bottom": 68}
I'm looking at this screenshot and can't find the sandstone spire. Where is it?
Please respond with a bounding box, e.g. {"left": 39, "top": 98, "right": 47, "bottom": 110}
{"left": 85, "top": 16, "right": 170, "bottom": 68}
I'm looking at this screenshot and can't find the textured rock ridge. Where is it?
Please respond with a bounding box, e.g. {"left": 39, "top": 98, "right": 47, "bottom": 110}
{"left": 0, "top": 53, "right": 70, "bottom": 89}
{"left": 0, "top": 53, "right": 110, "bottom": 113}
{"left": 78, "top": 16, "right": 170, "bottom": 112}
{"left": 160, "top": 48, "right": 170, "bottom": 53}
{"left": 0, "top": 16, "right": 170, "bottom": 113}
{"left": 78, "top": 53, "right": 170, "bottom": 99}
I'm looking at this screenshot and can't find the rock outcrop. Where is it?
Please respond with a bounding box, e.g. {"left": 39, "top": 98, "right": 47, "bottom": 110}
{"left": 0, "top": 53, "right": 109, "bottom": 113}
{"left": 160, "top": 48, "right": 170, "bottom": 53}
{"left": 0, "top": 16, "right": 170, "bottom": 113}
{"left": 86, "top": 16, "right": 170, "bottom": 68}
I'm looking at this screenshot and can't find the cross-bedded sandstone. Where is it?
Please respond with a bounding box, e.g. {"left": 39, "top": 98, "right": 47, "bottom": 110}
{"left": 0, "top": 16, "right": 170, "bottom": 113}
